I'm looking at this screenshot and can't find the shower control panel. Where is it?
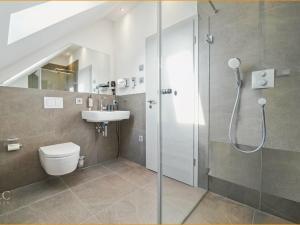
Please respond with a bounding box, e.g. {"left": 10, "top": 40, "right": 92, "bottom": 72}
{"left": 252, "top": 69, "right": 274, "bottom": 89}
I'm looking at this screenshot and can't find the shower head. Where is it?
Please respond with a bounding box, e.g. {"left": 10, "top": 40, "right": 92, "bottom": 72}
{"left": 228, "top": 58, "right": 241, "bottom": 70}
{"left": 258, "top": 98, "right": 267, "bottom": 106}
{"left": 228, "top": 57, "right": 242, "bottom": 85}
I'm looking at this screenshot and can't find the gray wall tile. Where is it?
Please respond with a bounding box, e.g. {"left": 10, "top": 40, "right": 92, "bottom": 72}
{"left": 0, "top": 87, "right": 117, "bottom": 192}
{"left": 205, "top": 3, "right": 300, "bottom": 221}
{"left": 262, "top": 148, "right": 300, "bottom": 202}
{"left": 209, "top": 141, "right": 261, "bottom": 190}
{"left": 261, "top": 192, "right": 300, "bottom": 223}
{"left": 208, "top": 175, "right": 299, "bottom": 223}
{"left": 208, "top": 176, "right": 260, "bottom": 209}
{"left": 118, "top": 94, "right": 146, "bottom": 166}
{"left": 208, "top": 2, "right": 300, "bottom": 152}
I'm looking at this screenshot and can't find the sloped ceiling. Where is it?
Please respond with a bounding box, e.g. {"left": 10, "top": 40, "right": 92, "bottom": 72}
{"left": 0, "top": 1, "right": 126, "bottom": 79}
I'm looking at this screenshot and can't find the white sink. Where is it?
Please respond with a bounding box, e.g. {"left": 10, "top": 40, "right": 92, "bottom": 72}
{"left": 82, "top": 110, "right": 130, "bottom": 122}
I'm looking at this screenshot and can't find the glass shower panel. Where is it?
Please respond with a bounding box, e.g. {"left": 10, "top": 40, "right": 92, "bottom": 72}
{"left": 207, "top": 1, "right": 263, "bottom": 209}
{"left": 260, "top": 2, "right": 300, "bottom": 222}
{"left": 160, "top": 1, "right": 208, "bottom": 223}
{"left": 206, "top": 1, "right": 299, "bottom": 223}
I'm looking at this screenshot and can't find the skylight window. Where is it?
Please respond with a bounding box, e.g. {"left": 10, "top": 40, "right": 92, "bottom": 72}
{"left": 8, "top": 1, "right": 101, "bottom": 45}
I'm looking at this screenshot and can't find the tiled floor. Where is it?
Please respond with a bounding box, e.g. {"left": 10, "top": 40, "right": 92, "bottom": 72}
{"left": 0, "top": 158, "right": 292, "bottom": 224}
{"left": 184, "top": 192, "right": 293, "bottom": 224}
{"left": 0, "top": 158, "right": 205, "bottom": 224}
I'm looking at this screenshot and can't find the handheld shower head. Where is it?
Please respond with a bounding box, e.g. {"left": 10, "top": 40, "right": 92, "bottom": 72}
{"left": 258, "top": 98, "right": 267, "bottom": 106}
{"left": 228, "top": 58, "right": 242, "bottom": 85}
{"left": 228, "top": 58, "right": 241, "bottom": 69}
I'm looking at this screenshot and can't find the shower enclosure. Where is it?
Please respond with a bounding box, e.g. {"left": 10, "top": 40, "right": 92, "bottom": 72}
{"left": 156, "top": 1, "right": 300, "bottom": 223}
{"left": 1, "top": 1, "right": 298, "bottom": 224}
{"left": 149, "top": 1, "right": 209, "bottom": 223}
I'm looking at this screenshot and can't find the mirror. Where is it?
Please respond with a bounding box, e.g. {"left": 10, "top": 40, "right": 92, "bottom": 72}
{"left": 4, "top": 44, "right": 111, "bottom": 94}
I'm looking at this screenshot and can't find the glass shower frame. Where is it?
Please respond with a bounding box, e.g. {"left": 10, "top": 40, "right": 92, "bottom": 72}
{"left": 157, "top": 1, "right": 209, "bottom": 223}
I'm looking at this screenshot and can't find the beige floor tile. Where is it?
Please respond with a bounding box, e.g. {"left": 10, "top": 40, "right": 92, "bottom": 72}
{"left": 0, "top": 207, "right": 46, "bottom": 224}
{"left": 163, "top": 177, "right": 206, "bottom": 211}
{"left": 96, "top": 188, "right": 157, "bottom": 224}
{"left": 184, "top": 192, "right": 254, "bottom": 224}
{"left": 102, "top": 158, "right": 140, "bottom": 173}
{"left": 0, "top": 177, "right": 67, "bottom": 215}
{"left": 72, "top": 173, "right": 137, "bottom": 215}
{"left": 80, "top": 215, "right": 102, "bottom": 224}
{"left": 118, "top": 158, "right": 143, "bottom": 168}
{"left": 253, "top": 210, "right": 293, "bottom": 224}
{"left": 62, "top": 164, "right": 112, "bottom": 187}
{"left": 161, "top": 178, "right": 206, "bottom": 224}
{"left": 114, "top": 165, "right": 156, "bottom": 187}
{"left": 145, "top": 176, "right": 206, "bottom": 223}
{"left": 0, "top": 190, "right": 91, "bottom": 224}
{"left": 2, "top": 159, "right": 291, "bottom": 224}
{"left": 29, "top": 190, "right": 92, "bottom": 224}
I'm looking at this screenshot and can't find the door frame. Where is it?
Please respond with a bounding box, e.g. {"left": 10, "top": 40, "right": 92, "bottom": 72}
{"left": 192, "top": 16, "right": 199, "bottom": 187}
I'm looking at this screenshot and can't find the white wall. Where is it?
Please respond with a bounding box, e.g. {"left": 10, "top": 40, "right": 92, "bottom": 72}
{"left": 71, "top": 47, "right": 111, "bottom": 94}
{"left": 0, "top": 19, "right": 114, "bottom": 85}
{"left": 113, "top": 3, "right": 156, "bottom": 95}
{"left": 49, "top": 55, "right": 70, "bottom": 66}
{"left": 113, "top": 2, "right": 197, "bottom": 96}
{"left": 9, "top": 75, "right": 28, "bottom": 88}
{"left": 2, "top": 2, "right": 197, "bottom": 95}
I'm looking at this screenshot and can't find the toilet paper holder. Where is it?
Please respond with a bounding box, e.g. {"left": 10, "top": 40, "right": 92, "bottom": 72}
{"left": 6, "top": 138, "right": 22, "bottom": 151}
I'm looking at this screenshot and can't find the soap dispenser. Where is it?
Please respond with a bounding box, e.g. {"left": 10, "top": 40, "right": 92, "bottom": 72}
{"left": 88, "top": 94, "right": 93, "bottom": 110}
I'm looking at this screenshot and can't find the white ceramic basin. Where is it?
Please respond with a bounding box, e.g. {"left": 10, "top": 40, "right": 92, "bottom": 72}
{"left": 82, "top": 110, "right": 130, "bottom": 122}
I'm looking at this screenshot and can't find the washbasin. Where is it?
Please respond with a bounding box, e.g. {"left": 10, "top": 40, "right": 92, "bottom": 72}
{"left": 82, "top": 110, "right": 130, "bottom": 122}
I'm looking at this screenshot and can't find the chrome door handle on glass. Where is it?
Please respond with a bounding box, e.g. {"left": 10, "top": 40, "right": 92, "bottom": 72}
{"left": 161, "top": 89, "right": 172, "bottom": 94}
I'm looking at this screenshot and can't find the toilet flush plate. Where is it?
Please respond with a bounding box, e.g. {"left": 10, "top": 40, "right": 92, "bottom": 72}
{"left": 252, "top": 69, "right": 274, "bottom": 89}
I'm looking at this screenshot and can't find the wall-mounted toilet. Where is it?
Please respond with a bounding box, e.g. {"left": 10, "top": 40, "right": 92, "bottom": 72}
{"left": 39, "top": 142, "right": 80, "bottom": 176}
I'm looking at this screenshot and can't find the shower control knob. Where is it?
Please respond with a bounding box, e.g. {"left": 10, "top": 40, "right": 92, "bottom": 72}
{"left": 258, "top": 79, "right": 268, "bottom": 86}
{"left": 261, "top": 72, "right": 267, "bottom": 77}
{"left": 252, "top": 69, "right": 274, "bottom": 89}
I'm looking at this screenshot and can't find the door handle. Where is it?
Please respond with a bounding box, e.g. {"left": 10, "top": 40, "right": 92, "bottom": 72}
{"left": 161, "top": 89, "right": 172, "bottom": 94}
{"left": 146, "top": 100, "right": 156, "bottom": 109}
{"left": 161, "top": 89, "right": 178, "bottom": 96}
{"left": 146, "top": 100, "right": 156, "bottom": 104}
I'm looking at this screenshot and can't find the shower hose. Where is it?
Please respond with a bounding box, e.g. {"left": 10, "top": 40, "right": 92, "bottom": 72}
{"left": 228, "top": 81, "right": 266, "bottom": 153}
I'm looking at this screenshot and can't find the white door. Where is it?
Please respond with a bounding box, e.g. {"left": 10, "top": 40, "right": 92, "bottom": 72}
{"left": 146, "top": 18, "right": 196, "bottom": 186}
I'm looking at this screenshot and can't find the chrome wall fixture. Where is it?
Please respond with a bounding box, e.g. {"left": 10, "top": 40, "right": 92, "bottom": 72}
{"left": 208, "top": 0, "right": 218, "bottom": 14}
{"left": 227, "top": 58, "right": 267, "bottom": 153}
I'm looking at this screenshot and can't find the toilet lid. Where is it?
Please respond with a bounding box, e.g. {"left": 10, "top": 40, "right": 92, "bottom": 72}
{"left": 39, "top": 142, "right": 80, "bottom": 158}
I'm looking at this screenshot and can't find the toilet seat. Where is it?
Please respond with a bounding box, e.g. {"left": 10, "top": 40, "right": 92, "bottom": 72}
{"left": 39, "top": 142, "right": 80, "bottom": 158}
{"left": 39, "top": 142, "right": 80, "bottom": 176}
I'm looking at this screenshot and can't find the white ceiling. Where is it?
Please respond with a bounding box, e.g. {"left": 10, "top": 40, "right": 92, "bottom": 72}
{"left": 104, "top": 2, "right": 138, "bottom": 21}
{"left": 0, "top": 1, "right": 137, "bottom": 74}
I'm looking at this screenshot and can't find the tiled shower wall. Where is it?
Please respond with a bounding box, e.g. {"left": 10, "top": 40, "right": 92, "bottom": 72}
{"left": 199, "top": 2, "right": 300, "bottom": 222}
{"left": 118, "top": 94, "right": 146, "bottom": 166}
{"left": 0, "top": 87, "right": 117, "bottom": 192}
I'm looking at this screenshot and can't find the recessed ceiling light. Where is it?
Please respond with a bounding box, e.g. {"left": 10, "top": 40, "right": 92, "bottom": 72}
{"left": 120, "top": 8, "right": 125, "bottom": 12}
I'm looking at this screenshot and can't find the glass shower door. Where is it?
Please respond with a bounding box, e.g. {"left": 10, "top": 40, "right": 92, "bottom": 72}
{"left": 159, "top": 1, "right": 208, "bottom": 223}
